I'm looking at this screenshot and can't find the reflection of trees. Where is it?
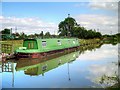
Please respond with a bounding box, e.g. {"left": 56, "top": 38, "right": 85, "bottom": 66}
{"left": 99, "top": 72, "right": 119, "bottom": 89}
{"left": 79, "top": 43, "right": 103, "bottom": 54}
{"left": 103, "top": 40, "right": 118, "bottom": 46}
{"left": 97, "top": 62, "right": 119, "bottom": 89}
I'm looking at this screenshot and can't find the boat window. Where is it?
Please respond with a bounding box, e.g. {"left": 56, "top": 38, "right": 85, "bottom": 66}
{"left": 73, "top": 40, "right": 75, "bottom": 44}
{"left": 28, "top": 42, "right": 31, "bottom": 49}
{"left": 57, "top": 40, "right": 61, "bottom": 45}
{"left": 68, "top": 40, "right": 70, "bottom": 43}
{"left": 42, "top": 41, "right": 46, "bottom": 47}
{"left": 31, "top": 42, "right": 34, "bottom": 48}
{"left": 28, "top": 42, "right": 34, "bottom": 49}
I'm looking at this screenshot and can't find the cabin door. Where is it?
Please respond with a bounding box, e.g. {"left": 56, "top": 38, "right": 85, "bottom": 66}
{"left": 23, "top": 40, "right": 38, "bottom": 49}
{"left": 27, "top": 41, "right": 38, "bottom": 49}
{"left": 28, "top": 42, "right": 34, "bottom": 49}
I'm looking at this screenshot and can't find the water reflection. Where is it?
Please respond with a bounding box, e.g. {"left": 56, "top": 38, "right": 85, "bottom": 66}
{"left": 79, "top": 43, "right": 103, "bottom": 54}
{"left": 78, "top": 44, "right": 118, "bottom": 61}
{"left": 88, "top": 62, "right": 118, "bottom": 88}
{"left": 2, "top": 43, "right": 118, "bottom": 88}
{"left": 2, "top": 50, "right": 80, "bottom": 88}
{"left": 0, "top": 62, "right": 2, "bottom": 90}
{"left": 15, "top": 51, "right": 80, "bottom": 76}
{"left": 85, "top": 44, "right": 118, "bottom": 88}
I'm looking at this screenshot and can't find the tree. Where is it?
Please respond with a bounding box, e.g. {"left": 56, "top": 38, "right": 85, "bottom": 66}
{"left": 34, "top": 33, "right": 39, "bottom": 38}
{"left": 1, "top": 28, "right": 11, "bottom": 35}
{"left": 19, "top": 32, "right": 27, "bottom": 39}
{"left": 44, "top": 32, "right": 51, "bottom": 38}
{"left": 95, "top": 32, "right": 102, "bottom": 38}
{"left": 58, "top": 15, "right": 77, "bottom": 37}
{"left": 1, "top": 28, "right": 12, "bottom": 40}
{"left": 58, "top": 15, "right": 102, "bottom": 39}
{"left": 39, "top": 31, "right": 44, "bottom": 38}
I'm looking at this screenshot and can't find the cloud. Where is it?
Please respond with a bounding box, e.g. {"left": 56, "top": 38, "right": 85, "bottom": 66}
{"left": 88, "top": 0, "right": 119, "bottom": 12}
{"left": 87, "top": 63, "right": 118, "bottom": 87}
{"left": 73, "top": 1, "right": 118, "bottom": 10}
{"left": 89, "top": 64, "right": 118, "bottom": 76}
{"left": 75, "top": 14, "right": 118, "bottom": 34}
{"left": 89, "top": 2, "right": 118, "bottom": 11}
{"left": 77, "top": 44, "right": 118, "bottom": 61}
{"left": 0, "top": 16, "right": 58, "bottom": 35}
{"left": 74, "top": 2, "right": 87, "bottom": 7}
{"left": 1, "top": 14, "right": 118, "bottom": 35}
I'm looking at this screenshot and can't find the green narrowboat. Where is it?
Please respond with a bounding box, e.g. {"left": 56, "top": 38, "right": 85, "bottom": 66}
{"left": 15, "top": 38, "right": 80, "bottom": 58}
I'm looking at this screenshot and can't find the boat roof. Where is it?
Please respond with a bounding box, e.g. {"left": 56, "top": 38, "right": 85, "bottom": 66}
{"left": 24, "top": 38, "right": 78, "bottom": 41}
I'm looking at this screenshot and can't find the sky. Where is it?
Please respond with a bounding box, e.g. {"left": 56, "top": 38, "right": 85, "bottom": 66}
{"left": 0, "top": 0, "right": 119, "bottom": 35}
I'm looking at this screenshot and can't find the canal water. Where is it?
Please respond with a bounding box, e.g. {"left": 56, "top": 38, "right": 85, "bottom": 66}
{"left": 2, "top": 43, "right": 118, "bottom": 88}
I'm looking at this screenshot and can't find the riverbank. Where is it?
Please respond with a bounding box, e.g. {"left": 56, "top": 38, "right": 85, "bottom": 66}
{"left": 0, "top": 40, "right": 23, "bottom": 52}
{"left": 79, "top": 38, "right": 102, "bottom": 46}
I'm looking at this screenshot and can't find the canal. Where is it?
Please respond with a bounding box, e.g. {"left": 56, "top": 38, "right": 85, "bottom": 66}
{"left": 2, "top": 43, "right": 118, "bottom": 88}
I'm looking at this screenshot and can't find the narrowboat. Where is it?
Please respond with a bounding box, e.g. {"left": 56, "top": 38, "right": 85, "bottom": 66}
{"left": 15, "top": 38, "right": 80, "bottom": 58}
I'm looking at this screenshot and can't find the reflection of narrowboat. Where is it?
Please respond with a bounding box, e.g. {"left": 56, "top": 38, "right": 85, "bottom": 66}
{"left": 15, "top": 38, "right": 80, "bottom": 58}
{"left": 16, "top": 51, "right": 80, "bottom": 76}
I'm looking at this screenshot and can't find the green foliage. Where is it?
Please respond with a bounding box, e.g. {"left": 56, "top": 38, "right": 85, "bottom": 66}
{"left": 44, "top": 32, "right": 51, "bottom": 38}
{"left": 1, "top": 28, "right": 11, "bottom": 34}
{"left": 58, "top": 16, "right": 102, "bottom": 39}
{"left": 72, "top": 27, "right": 102, "bottom": 39}
{"left": 58, "top": 17, "right": 77, "bottom": 37}
{"left": 1, "top": 28, "right": 12, "bottom": 40}
{"left": 19, "top": 32, "right": 27, "bottom": 39}
{"left": 39, "top": 31, "right": 44, "bottom": 38}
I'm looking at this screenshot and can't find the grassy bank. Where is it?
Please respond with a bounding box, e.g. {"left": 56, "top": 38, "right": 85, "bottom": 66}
{"left": 79, "top": 38, "right": 102, "bottom": 46}
{"left": 0, "top": 40, "right": 23, "bottom": 52}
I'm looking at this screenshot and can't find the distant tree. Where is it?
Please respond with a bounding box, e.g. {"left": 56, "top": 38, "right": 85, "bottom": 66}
{"left": 19, "top": 32, "right": 27, "bottom": 39}
{"left": 95, "top": 32, "right": 102, "bottom": 38}
{"left": 44, "top": 32, "right": 51, "bottom": 38}
{"left": 34, "top": 33, "right": 39, "bottom": 38}
{"left": 39, "top": 31, "right": 44, "bottom": 38}
{"left": 1, "top": 28, "right": 12, "bottom": 40}
{"left": 1, "top": 28, "right": 11, "bottom": 35}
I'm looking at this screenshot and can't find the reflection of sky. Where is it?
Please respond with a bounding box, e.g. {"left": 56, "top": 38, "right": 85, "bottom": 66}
{"left": 82, "top": 44, "right": 118, "bottom": 87}
{"left": 0, "top": 63, "right": 2, "bottom": 89}
{"left": 2, "top": 44, "right": 118, "bottom": 88}
{"left": 88, "top": 63, "right": 118, "bottom": 87}
{"left": 77, "top": 44, "right": 118, "bottom": 62}
{"left": 0, "top": 73, "right": 2, "bottom": 89}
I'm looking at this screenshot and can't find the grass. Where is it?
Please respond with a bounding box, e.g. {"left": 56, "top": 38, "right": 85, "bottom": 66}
{"left": 79, "top": 38, "right": 101, "bottom": 46}
{"left": 0, "top": 40, "right": 23, "bottom": 53}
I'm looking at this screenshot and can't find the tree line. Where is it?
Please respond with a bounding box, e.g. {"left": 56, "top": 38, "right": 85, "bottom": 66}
{"left": 0, "top": 29, "right": 57, "bottom": 40}
{"left": 1, "top": 16, "right": 120, "bottom": 40}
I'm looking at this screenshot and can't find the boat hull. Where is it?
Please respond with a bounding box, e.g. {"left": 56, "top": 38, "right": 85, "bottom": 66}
{"left": 15, "top": 46, "right": 79, "bottom": 59}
